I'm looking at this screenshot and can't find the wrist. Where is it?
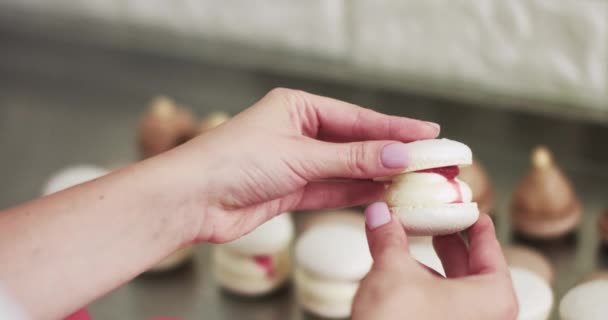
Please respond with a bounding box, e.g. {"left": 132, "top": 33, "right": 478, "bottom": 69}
{"left": 131, "top": 148, "right": 208, "bottom": 247}
{"left": 145, "top": 140, "right": 216, "bottom": 244}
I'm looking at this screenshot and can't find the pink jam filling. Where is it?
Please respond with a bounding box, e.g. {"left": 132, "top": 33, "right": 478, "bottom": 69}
{"left": 416, "top": 166, "right": 463, "bottom": 203}
{"left": 253, "top": 255, "right": 274, "bottom": 278}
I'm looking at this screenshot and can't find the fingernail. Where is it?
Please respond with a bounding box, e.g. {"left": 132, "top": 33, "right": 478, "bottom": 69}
{"left": 365, "top": 202, "right": 391, "bottom": 229}
{"left": 381, "top": 143, "right": 409, "bottom": 169}
{"left": 425, "top": 121, "right": 440, "bottom": 131}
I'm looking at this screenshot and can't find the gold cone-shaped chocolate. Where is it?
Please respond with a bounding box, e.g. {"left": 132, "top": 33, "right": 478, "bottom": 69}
{"left": 458, "top": 158, "right": 495, "bottom": 215}
{"left": 511, "top": 146, "right": 581, "bottom": 239}
{"left": 137, "top": 96, "right": 197, "bottom": 159}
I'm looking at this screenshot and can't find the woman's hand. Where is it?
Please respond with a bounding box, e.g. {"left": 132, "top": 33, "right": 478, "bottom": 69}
{"left": 169, "top": 88, "right": 439, "bottom": 243}
{"left": 352, "top": 203, "right": 518, "bottom": 320}
{"left": 0, "top": 88, "right": 438, "bottom": 319}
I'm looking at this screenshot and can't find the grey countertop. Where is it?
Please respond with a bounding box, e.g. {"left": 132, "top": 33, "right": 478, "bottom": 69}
{"left": 1, "top": 28, "right": 608, "bottom": 320}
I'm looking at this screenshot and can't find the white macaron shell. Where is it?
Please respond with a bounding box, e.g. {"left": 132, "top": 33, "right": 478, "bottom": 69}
{"left": 510, "top": 267, "right": 553, "bottom": 320}
{"left": 223, "top": 213, "right": 294, "bottom": 255}
{"left": 374, "top": 138, "right": 472, "bottom": 181}
{"left": 295, "top": 224, "right": 372, "bottom": 281}
{"left": 402, "top": 138, "right": 472, "bottom": 172}
{"left": 392, "top": 203, "right": 479, "bottom": 236}
{"left": 42, "top": 165, "right": 109, "bottom": 196}
{"left": 559, "top": 280, "right": 608, "bottom": 320}
{"left": 385, "top": 173, "right": 472, "bottom": 206}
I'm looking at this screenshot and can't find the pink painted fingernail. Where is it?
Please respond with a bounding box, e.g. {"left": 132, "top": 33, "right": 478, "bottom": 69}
{"left": 425, "top": 121, "right": 440, "bottom": 131}
{"left": 381, "top": 143, "right": 408, "bottom": 169}
{"left": 365, "top": 202, "right": 391, "bottom": 229}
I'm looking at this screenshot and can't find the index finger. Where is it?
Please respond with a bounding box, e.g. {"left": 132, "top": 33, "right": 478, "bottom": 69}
{"left": 300, "top": 91, "right": 440, "bottom": 142}
{"left": 467, "top": 214, "right": 509, "bottom": 275}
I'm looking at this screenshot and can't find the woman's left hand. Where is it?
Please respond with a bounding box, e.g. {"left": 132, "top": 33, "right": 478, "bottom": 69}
{"left": 167, "top": 88, "right": 440, "bottom": 243}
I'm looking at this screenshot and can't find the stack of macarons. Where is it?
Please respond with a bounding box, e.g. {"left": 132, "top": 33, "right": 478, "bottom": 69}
{"left": 503, "top": 245, "right": 555, "bottom": 286}
{"left": 559, "top": 279, "right": 608, "bottom": 320}
{"left": 379, "top": 138, "right": 480, "bottom": 236}
{"left": 213, "top": 213, "right": 294, "bottom": 295}
{"left": 509, "top": 266, "right": 554, "bottom": 320}
{"left": 294, "top": 212, "right": 371, "bottom": 318}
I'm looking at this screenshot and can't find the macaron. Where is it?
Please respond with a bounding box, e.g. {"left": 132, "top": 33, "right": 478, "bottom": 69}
{"left": 503, "top": 245, "right": 555, "bottom": 285}
{"left": 294, "top": 222, "right": 372, "bottom": 318}
{"left": 298, "top": 209, "right": 364, "bottom": 234}
{"left": 559, "top": 280, "right": 608, "bottom": 320}
{"left": 511, "top": 146, "right": 581, "bottom": 239}
{"left": 381, "top": 138, "right": 479, "bottom": 236}
{"left": 213, "top": 213, "right": 294, "bottom": 296}
{"left": 509, "top": 266, "right": 554, "bottom": 320}
{"left": 42, "top": 165, "right": 109, "bottom": 196}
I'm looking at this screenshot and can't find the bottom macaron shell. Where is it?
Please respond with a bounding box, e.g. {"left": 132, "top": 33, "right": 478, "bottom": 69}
{"left": 297, "top": 291, "right": 352, "bottom": 319}
{"left": 391, "top": 203, "right": 479, "bottom": 236}
{"left": 512, "top": 205, "right": 581, "bottom": 239}
{"left": 215, "top": 267, "right": 289, "bottom": 296}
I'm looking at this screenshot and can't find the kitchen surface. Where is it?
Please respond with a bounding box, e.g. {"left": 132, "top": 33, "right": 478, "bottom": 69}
{"left": 1, "top": 2, "right": 608, "bottom": 319}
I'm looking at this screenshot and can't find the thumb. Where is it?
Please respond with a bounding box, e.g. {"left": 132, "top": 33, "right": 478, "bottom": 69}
{"left": 364, "top": 202, "right": 410, "bottom": 268}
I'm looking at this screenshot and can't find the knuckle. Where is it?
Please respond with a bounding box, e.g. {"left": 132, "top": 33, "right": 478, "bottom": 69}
{"left": 267, "top": 87, "right": 291, "bottom": 97}
{"left": 266, "top": 87, "right": 302, "bottom": 108}
{"left": 346, "top": 143, "right": 371, "bottom": 175}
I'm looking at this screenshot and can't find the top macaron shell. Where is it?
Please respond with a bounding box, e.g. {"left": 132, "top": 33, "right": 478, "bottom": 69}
{"left": 223, "top": 213, "right": 294, "bottom": 255}
{"left": 374, "top": 138, "right": 472, "bottom": 181}
{"left": 403, "top": 138, "right": 472, "bottom": 172}
{"left": 295, "top": 223, "right": 372, "bottom": 281}
{"left": 559, "top": 280, "right": 608, "bottom": 320}
{"left": 42, "top": 165, "right": 110, "bottom": 196}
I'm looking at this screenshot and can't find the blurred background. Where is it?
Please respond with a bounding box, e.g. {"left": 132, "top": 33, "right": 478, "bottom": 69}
{"left": 0, "top": 1, "right": 607, "bottom": 319}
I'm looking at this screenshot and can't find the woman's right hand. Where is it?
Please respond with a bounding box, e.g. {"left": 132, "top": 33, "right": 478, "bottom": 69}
{"left": 352, "top": 203, "right": 518, "bottom": 320}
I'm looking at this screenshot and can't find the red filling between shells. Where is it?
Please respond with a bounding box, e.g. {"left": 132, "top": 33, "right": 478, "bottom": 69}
{"left": 253, "top": 255, "right": 274, "bottom": 278}
{"left": 416, "top": 166, "right": 463, "bottom": 203}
